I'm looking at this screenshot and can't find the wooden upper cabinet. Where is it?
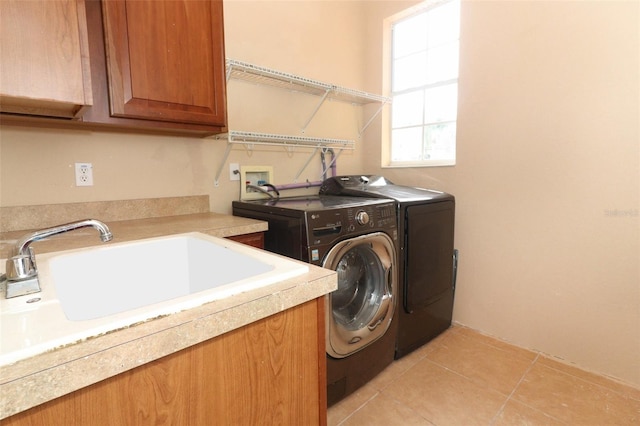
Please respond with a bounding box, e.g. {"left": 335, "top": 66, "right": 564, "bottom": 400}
{"left": 100, "top": 0, "right": 227, "bottom": 128}
{"left": 0, "top": 0, "right": 92, "bottom": 118}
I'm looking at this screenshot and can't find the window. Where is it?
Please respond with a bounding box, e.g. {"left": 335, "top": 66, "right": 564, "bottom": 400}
{"left": 387, "top": 0, "right": 460, "bottom": 167}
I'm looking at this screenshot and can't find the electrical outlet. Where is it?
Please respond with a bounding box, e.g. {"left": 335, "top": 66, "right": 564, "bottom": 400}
{"left": 230, "top": 163, "right": 240, "bottom": 181}
{"left": 75, "top": 163, "right": 94, "bottom": 186}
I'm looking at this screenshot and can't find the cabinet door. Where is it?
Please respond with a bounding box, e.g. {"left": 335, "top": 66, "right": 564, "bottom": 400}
{"left": 0, "top": 0, "right": 92, "bottom": 118}
{"left": 101, "top": 0, "right": 227, "bottom": 127}
{"left": 226, "top": 232, "right": 265, "bottom": 249}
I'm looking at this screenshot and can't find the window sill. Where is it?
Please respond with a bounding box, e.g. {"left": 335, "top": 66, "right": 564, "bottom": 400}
{"left": 383, "top": 160, "right": 456, "bottom": 168}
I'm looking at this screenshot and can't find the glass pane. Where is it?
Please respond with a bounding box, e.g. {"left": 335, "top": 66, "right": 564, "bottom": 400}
{"left": 392, "top": 127, "right": 423, "bottom": 161}
{"left": 332, "top": 245, "right": 385, "bottom": 331}
{"left": 389, "top": 0, "right": 460, "bottom": 165}
{"left": 393, "top": 53, "right": 428, "bottom": 92}
{"left": 392, "top": 90, "right": 424, "bottom": 128}
{"left": 427, "top": 0, "right": 460, "bottom": 47}
{"left": 425, "top": 41, "right": 459, "bottom": 84}
{"left": 423, "top": 122, "right": 456, "bottom": 161}
{"left": 424, "top": 83, "right": 458, "bottom": 123}
{"left": 393, "top": 13, "right": 427, "bottom": 58}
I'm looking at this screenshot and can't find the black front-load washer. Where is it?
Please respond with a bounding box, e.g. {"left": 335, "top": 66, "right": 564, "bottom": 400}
{"left": 319, "top": 175, "right": 457, "bottom": 359}
{"left": 232, "top": 195, "right": 399, "bottom": 406}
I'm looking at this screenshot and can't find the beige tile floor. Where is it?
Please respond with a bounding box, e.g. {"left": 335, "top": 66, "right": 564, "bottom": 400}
{"left": 328, "top": 326, "right": 640, "bottom": 425}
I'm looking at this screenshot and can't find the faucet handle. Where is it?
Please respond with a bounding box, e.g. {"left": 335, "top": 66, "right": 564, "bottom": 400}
{"left": 6, "top": 247, "right": 37, "bottom": 281}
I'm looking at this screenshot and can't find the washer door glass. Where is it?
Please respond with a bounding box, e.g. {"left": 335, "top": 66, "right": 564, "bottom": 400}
{"left": 323, "top": 232, "right": 396, "bottom": 358}
{"left": 333, "top": 245, "right": 385, "bottom": 330}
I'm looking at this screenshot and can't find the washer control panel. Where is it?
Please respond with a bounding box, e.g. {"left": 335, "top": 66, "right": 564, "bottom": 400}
{"left": 306, "top": 201, "right": 396, "bottom": 248}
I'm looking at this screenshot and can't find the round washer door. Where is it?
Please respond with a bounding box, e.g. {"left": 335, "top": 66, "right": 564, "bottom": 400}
{"left": 323, "top": 232, "right": 397, "bottom": 358}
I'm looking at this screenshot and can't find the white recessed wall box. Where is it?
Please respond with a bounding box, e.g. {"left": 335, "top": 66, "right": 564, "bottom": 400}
{"left": 240, "top": 166, "right": 274, "bottom": 200}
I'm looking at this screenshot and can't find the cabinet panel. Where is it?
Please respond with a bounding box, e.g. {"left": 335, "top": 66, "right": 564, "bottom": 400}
{"left": 0, "top": 0, "right": 92, "bottom": 118}
{"left": 3, "top": 299, "right": 327, "bottom": 426}
{"left": 227, "top": 232, "right": 265, "bottom": 249}
{"left": 101, "top": 0, "right": 227, "bottom": 127}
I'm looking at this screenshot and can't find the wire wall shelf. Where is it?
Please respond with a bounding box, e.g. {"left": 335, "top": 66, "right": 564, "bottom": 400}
{"left": 216, "top": 59, "right": 390, "bottom": 186}
{"left": 226, "top": 59, "right": 390, "bottom": 134}
{"left": 226, "top": 59, "right": 391, "bottom": 106}
{"left": 213, "top": 131, "right": 354, "bottom": 186}
{"left": 225, "top": 131, "right": 354, "bottom": 149}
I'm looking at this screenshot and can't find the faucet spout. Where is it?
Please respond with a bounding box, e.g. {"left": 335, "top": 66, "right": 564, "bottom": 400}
{"left": 3, "top": 219, "right": 113, "bottom": 298}
{"left": 13, "top": 219, "right": 113, "bottom": 257}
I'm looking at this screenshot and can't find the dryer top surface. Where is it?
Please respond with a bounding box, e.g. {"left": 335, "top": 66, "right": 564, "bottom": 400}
{"left": 233, "top": 194, "right": 393, "bottom": 214}
{"left": 319, "top": 175, "right": 454, "bottom": 204}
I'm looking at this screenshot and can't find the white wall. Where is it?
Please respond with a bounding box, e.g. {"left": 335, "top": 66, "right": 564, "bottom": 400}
{"left": 363, "top": 0, "right": 640, "bottom": 386}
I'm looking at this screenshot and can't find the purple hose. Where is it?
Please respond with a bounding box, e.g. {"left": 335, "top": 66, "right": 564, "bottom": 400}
{"left": 260, "top": 148, "right": 336, "bottom": 193}
{"left": 274, "top": 181, "right": 323, "bottom": 191}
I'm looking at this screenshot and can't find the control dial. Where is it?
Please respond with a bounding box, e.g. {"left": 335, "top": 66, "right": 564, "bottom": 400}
{"left": 355, "top": 210, "right": 370, "bottom": 226}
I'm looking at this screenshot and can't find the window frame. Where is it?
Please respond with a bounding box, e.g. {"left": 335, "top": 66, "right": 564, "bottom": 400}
{"left": 382, "top": 0, "right": 460, "bottom": 168}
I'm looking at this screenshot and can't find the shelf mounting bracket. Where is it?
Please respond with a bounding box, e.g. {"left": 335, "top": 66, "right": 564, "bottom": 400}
{"left": 293, "top": 147, "right": 320, "bottom": 182}
{"left": 301, "top": 89, "right": 330, "bottom": 133}
{"left": 214, "top": 141, "right": 233, "bottom": 187}
{"left": 359, "top": 102, "right": 387, "bottom": 136}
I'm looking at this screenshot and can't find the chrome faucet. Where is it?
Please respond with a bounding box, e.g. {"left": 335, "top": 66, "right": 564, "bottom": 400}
{"left": 2, "top": 219, "right": 113, "bottom": 298}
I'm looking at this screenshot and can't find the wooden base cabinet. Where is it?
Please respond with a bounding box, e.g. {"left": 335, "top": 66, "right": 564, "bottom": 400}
{"left": 4, "top": 299, "right": 328, "bottom": 426}
{"left": 226, "top": 232, "right": 265, "bottom": 249}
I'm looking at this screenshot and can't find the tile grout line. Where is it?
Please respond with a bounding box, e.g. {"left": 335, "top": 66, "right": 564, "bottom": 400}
{"left": 488, "top": 352, "right": 541, "bottom": 425}
{"left": 537, "top": 360, "right": 640, "bottom": 402}
{"left": 330, "top": 333, "right": 451, "bottom": 426}
{"left": 335, "top": 391, "right": 381, "bottom": 426}
{"left": 455, "top": 326, "right": 640, "bottom": 400}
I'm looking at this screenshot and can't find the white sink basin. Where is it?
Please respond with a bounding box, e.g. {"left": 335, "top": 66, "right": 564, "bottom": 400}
{"left": 51, "top": 234, "right": 277, "bottom": 321}
{"left": 0, "top": 233, "right": 309, "bottom": 366}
